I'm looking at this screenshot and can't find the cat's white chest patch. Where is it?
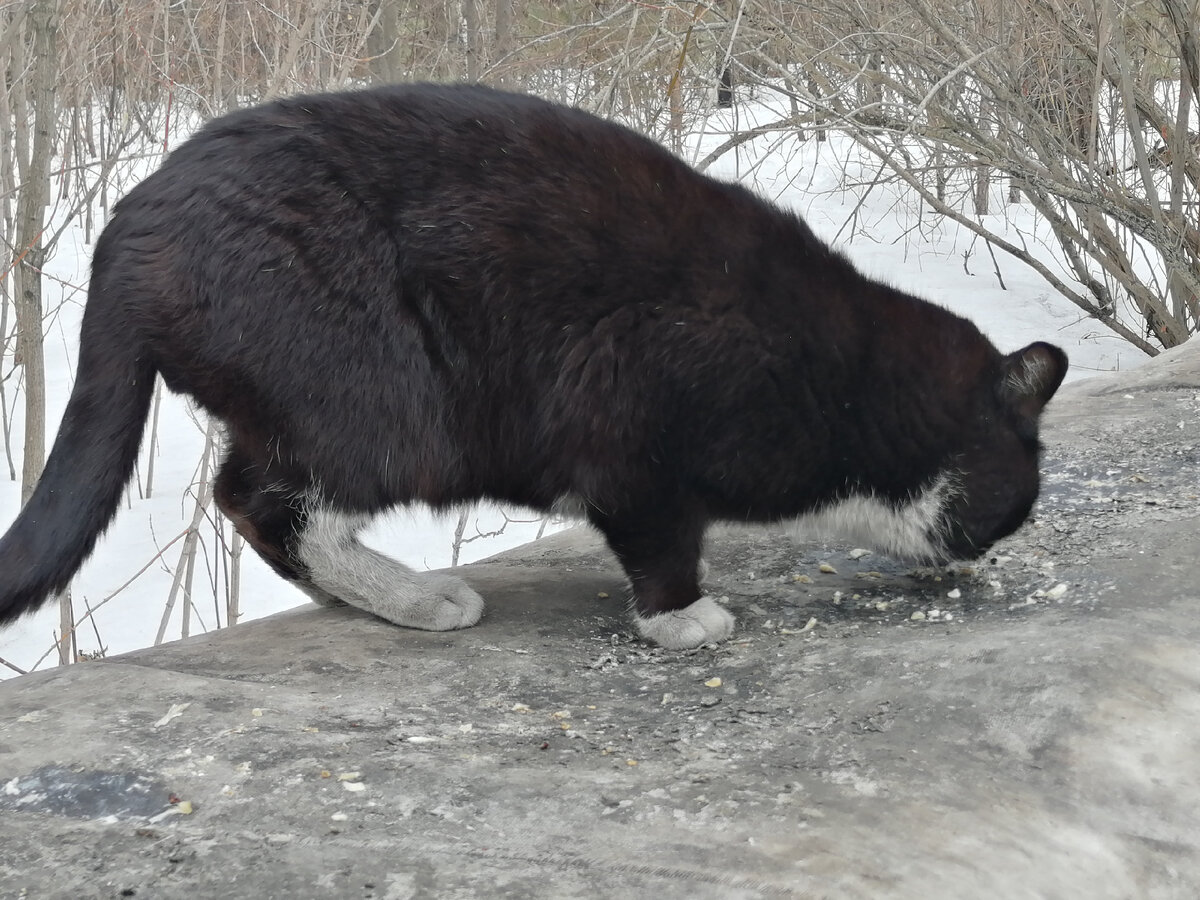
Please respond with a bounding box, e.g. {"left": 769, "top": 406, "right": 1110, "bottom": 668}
{"left": 785, "top": 473, "right": 956, "bottom": 563}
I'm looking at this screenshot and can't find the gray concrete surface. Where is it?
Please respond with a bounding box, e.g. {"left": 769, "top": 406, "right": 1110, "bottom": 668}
{"left": 1, "top": 340, "right": 1198, "bottom": 899}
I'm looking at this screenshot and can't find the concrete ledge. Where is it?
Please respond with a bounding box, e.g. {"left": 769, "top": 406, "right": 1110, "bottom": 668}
{"left": 1, "top": 340, "right": 1198, "bottom": 899}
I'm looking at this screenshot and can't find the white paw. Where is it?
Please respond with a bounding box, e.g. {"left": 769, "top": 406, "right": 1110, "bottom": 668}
{"left": 634, "top": 596, "right": 735, "bottom": 649}
{"left": 405, "top": 575, "right": 486, "bottom": 631}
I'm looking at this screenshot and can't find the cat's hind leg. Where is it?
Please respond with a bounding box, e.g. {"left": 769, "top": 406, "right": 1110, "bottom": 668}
{"left": 214, "top": 451, "right": 483, "bottom": 631}
{"left": 294, "top": 505, "right": 484, "bottom": 631}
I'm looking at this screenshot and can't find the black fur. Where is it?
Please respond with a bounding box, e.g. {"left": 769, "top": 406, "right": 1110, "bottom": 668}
{"left": 0, "top": 83, "right": 1067, "bottom": 632}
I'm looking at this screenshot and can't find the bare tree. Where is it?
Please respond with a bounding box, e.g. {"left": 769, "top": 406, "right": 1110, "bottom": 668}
{"left": 4, "top": 0, "right": 68, "bottom": 663}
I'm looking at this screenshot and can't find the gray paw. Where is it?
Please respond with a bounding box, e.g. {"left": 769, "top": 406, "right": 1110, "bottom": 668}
{"left": 403, "top": 575, "right": 486, "bottom": 631}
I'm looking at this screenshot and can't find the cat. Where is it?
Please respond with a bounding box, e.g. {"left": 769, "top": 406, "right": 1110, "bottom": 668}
{"left": 0, "top": 83, "right": 1067, "bottom": 650}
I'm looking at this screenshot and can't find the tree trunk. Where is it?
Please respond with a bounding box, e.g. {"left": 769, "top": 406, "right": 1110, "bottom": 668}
{"left": 974, "top": 88, "right": 991, "bottom": 214}
{"left": 9, "top": 0, "right": 63, "bottom": 660}
{"left": 12, "top": 0, "right": 59, "bottom": 505}
{"left": 717, "top": 65, "right": 734, "bottom": 108}
{"left": 367, "top": 0, "right": 404, "bottom": 84}
{"left": 668, "top": 72, "right": 684, "bottom": 153}
{"left": 974, "top": 164, "right": 989, "bottom": 215}
{"left": 494, "top": 0, "right": 515, "bottom": 87}
{"left": 228, "top": 530, "right": 243, "bottom": 627}
{"left": 57, "top": 587, "right": 73, "bottom": 666}
{"left": 1163, "top": 1, "right": 1199, "bottom": 332}
{"left": 464, "top": 0, "right": 483, "bottom": 82}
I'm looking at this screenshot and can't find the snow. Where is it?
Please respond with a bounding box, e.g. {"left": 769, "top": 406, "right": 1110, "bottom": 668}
{"left": 0, "top": 98, "right": 1151, "bottom": 679}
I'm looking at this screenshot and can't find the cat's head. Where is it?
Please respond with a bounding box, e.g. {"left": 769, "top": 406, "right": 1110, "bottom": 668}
{"left": 932, "top": 341, "right": 1069, "bottom": 561}
{"left": 787, "top": 342, "right": 1067, "bottom": 564}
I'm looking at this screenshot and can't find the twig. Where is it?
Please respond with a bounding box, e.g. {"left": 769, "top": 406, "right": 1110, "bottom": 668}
{"left": 0, "top": 654, "right": 29, "bottom": 676}
{"left": 985, "top": 240, "right": 1007, "bottom": 291}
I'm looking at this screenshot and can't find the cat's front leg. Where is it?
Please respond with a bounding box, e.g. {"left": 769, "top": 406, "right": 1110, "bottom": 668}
{"left": 590, "top": 505, "right": 735, "bottom": 649}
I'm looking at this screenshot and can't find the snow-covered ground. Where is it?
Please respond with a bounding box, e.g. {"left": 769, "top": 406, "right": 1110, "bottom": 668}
{"left": 0, "top": 99, "right": 1149, "bottom": 679}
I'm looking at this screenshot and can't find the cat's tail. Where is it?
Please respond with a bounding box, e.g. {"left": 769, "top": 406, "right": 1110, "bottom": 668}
{"left": 0, "top": 286, "right": 156, "bottom": 624}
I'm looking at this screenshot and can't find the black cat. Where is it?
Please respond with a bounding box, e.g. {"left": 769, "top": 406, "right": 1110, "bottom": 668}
{"left": 0, "top": 84, "right": 1067, "bottom": 649}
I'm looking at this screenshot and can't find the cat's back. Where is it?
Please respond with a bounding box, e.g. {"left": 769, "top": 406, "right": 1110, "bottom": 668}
{"left": 100, "top": 83, "right": 834, "bottom": 376}
{"left": 127, "top": 84, "right": 784, "bottom": 262}
{"left": 145, "top": 84, "right": 686, "bottom": 201}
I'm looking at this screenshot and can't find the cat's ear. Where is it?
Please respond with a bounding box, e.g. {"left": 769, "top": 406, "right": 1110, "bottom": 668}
{"left": 998, "top": 342, "right": 1069, "bottom": 420}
